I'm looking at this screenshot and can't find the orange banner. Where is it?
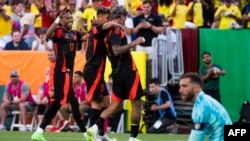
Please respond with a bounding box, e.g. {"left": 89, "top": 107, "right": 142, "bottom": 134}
{"left": 0, "top": 51, "right": 146, "bottom": 95}
{"left": 0, "top": 51, "right": 86, "bottom": 95}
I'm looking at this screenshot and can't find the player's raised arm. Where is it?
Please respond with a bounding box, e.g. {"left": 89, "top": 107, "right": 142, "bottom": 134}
{"left": 46, "top": 9, "right": 68, "bottom": 39}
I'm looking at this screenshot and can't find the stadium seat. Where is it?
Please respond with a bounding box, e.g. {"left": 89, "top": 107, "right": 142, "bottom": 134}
{"left": 10, "top": 95, "right": 38, "bottom": 131}
{"left": 10, "top": 109, "right": 37, "bottom": 131}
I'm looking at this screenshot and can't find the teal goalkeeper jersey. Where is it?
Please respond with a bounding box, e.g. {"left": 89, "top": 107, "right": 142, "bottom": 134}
{"left": 188, "top": 91, "right": 232, "bottom": 141}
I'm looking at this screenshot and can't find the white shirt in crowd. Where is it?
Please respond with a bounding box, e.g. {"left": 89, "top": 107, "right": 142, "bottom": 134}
{"left": 32, "top": 40, "right": 53, "bottom": 51}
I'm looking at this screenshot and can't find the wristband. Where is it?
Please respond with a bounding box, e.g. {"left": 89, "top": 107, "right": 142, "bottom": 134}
{"left": 54, "top": 17, "right": 61, "bottom": 24}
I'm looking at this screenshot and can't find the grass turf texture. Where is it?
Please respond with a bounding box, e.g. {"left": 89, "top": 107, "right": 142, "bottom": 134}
{"left": 0, "top": 131, "right": 207, "bottom": 141}
{"left": 0, "top": 131, "right": 195, "bottom": 141}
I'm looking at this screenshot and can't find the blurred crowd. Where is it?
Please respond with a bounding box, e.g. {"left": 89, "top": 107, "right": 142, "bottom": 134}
{"left": 0, "top": 0, "right": 250, "bottom": 51}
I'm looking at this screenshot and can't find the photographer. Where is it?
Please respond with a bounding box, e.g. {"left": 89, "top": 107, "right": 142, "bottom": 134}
{"left": 148, "top": 78, "right": 177, "bottom": 133}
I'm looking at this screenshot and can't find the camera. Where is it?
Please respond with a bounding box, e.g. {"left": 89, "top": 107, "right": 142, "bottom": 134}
{"left": 142, "top": 89, "right": 157, "bottom": 111}
{"left": 143, "top": 101, "right": 156, "bottom": 111}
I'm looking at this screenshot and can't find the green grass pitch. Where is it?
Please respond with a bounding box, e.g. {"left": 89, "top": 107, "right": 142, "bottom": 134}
{"left": 0, "top": 131, "right": 194, "bottom": 141}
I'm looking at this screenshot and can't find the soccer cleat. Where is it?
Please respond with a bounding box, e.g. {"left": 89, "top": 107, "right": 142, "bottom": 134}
{"left": 128, "top": 137, "right": 141, "bottom": 141}
{"left": 98, "top": 134, "right": 113, "bottom": 141}
{"left": 31, "top": 132, "right": 47, "bottom": 141}
{"left": 87, "top": 125, "right": 98, "bottom": 141}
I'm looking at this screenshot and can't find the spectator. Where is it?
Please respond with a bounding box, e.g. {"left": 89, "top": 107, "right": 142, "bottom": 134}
{"left": 125, "top": 0, "right": 142, "bottom": 17}
{"left": 214, "top": 0, "right": 242, "bottom": 29}
{"left": 0, "top": 0, "right": 12, "bottom": 45}
{"left": 76, "top": 0, "right": 86, "bottom": 10}
{"left": 34, "top": 0, "right": 57, "bottom": 28}
{"left": 81, "top": 0, "right": 103, "bottom": 32}
{"left": 110, "top": 0, "right": 118, "bottom": 8}
{"left": 10, "top": 0, "right": 23, "bottom": 31}
{"left": 5, "top": 30, "right": 29, "bottom": 50}
{"left": 242, "top": 0, "right": 250, "bottom": 28}
{"left": 59, "top": 71, "right": 89, "bottom": 131}
{"left": 136, "top": 4, "right": 144, "bottom": 16}
{"left": 20, "top": 2, "right": 36, "bottom": 49}
{"left": 199, "top": 52, "right": 226, "bottom": 103}
{"left": 132, "top": 0, "right": 164, "bottom": 60}
{"left": 127, "top": 0, "right": 163, "bottom": 87}
{"left": 30, "top": 0, "right": 42, "bottom": 32}
{"left": 187, "top": 0, "right": 204, "bottom": 28}
{"left": 32, "top": 28, "right": 53, "bottom": 51}
{"left": 148, "top": 78, "right": 177, "bottom": 133}
{"left": 0, "top": 70, "right": 36, "bottom": 131}
{"left": 179, "top": 72, "right": 232, "bottom": 141}
{"left": 148, "top": 0, "right": 158, "bottom": 15}
{"left": 36, "top": 68, "right": 50, "bottom": 125}
{"left": 69, "top": 0, "right": 84, "bottom": 32}
{"left": 102, "top": 0, "right": 111, "bottom": 8}
{"left": 59, "top": 0, "right": 70, "bottom": 10}
{"left": 158, "top": 0, "right": 174, "bottom": 21}
{"left": 202, "top": 0, "right": 214, "bottom": 27}
{"left": 168, "top": 0, "right": 189, "bottom": 28}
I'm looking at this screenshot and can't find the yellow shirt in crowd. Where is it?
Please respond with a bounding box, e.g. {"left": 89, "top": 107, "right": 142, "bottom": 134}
{"left": 0, "top": 5, "right": 12, "bottom": 37}
{"left": 31, "top": 4, "right": 42, "bottom": 28}
{"left": 215, "top": 4, "right": 241, "bottom": 29}
{"left": 82, "top": 7, "right": 96, "bottom": 31}
{"left": 213, "top": 0, "right": 222, "bottom": 9}
{"left": 171, "top": 4, "right": 188, "bottom": 28}
{"left": 188, "top": 2, "right": 203, "bottom": 27}
{"left": 72, "top": 10, "right": 83, "bottom": 31}
{"left": 124, "top": 0, "right": 142, "bottom": 16}
{"left": 158, "top": 3, "right": 174, "bottom": 19}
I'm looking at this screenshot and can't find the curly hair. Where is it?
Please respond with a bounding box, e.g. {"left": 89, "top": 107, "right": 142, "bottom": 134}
{"left": 110, "top": 6, "right": 127, "bottom": 20}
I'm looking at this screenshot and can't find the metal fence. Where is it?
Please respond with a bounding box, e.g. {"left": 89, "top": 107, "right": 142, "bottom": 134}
{"left": 152, "top": 28, "right": 184, "bottom": 86}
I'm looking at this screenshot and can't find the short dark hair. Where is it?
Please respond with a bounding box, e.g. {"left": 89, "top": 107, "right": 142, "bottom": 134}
{"left": 38, "top": 28, "right": 48, "bottom": 35}
{"left": 202, "top": 51, "right": 211, "bottom": 57}
{"left": 110, "top": 6, "right": 127, "bottom": 20}
{"left": 149, "top": 78, "right": 161, "bottom": 85}
{"left": 74, "top": 71, "right": 83, "bottom": 77}
{"left": 56, "top": 8, "right": 72, "bottom": 17}
{"left": 97, "top": 7, "right": 110, "bottom": 16}
{"left": 143, "top": 0, "right": 151, "bottom": 5}
{"left": 180, "top": 72, "right": 202, "bottom": 87}
{"left": 11, "top": 29, "right": 21, "bottom": 36}
{"left": 11, "top": 0, "right": 23, "bottom": 6}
